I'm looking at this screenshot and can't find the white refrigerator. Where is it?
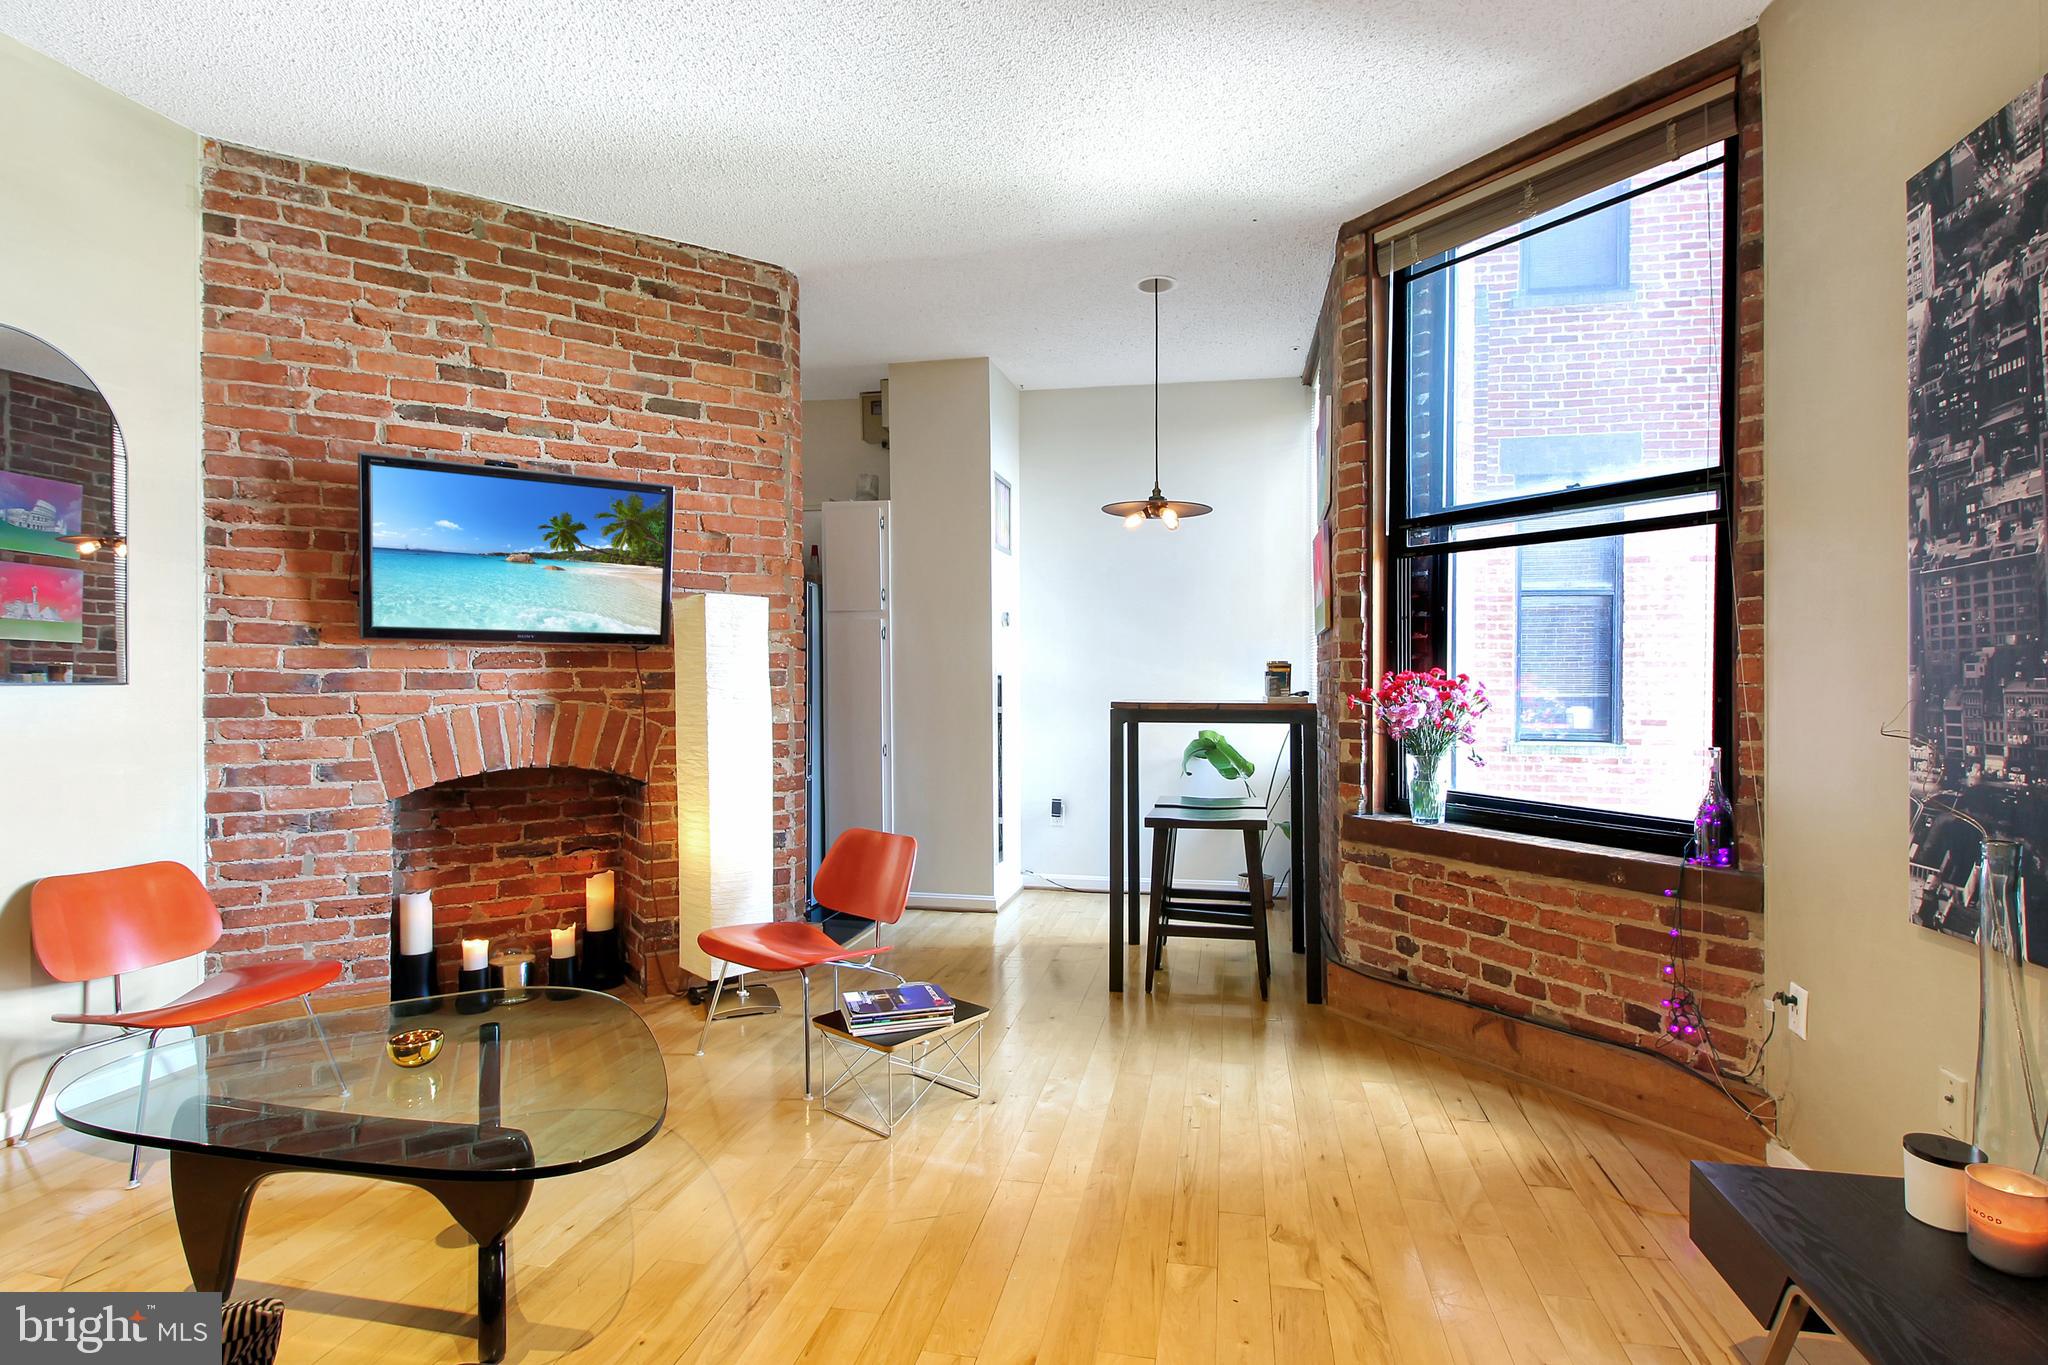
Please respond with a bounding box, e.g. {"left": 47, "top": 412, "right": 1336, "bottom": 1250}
{"left": 818, "top": 500, "right": 894, "bottom": 847}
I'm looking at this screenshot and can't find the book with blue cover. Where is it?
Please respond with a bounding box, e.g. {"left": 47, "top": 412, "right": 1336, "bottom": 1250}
{"left": 842, "top": 982, "right": 954, "bottom": 1033}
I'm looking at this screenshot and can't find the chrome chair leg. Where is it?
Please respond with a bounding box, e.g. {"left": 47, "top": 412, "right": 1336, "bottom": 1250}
{"left": 302, "top": 996, "right": 351, "bottom": 1098}
{"left": 128, "top": 1028, "right": 162, "bottom": 1189}
{"left": 801, "top": 968, "right": 813, "bottom": 1101}
{"left": 8, "top": 1031, "right": 132, "bottom": 1147}
{"left": 695, "top": 962, "right": 729, "bottom": 1057}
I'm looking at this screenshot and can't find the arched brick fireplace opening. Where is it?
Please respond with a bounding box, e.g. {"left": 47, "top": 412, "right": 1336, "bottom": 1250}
{"left": 374, "top": 702, "right": 676, "bottom": 988}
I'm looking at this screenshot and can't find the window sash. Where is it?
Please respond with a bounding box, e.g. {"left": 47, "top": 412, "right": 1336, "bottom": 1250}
{"left": 1382, "top": 133, "right": 1741, "bottom": 854}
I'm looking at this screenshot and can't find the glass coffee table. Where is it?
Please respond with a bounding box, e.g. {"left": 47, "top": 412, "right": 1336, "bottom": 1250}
{"left": 54, "top": 989, "right": 666, "bottom": 1363}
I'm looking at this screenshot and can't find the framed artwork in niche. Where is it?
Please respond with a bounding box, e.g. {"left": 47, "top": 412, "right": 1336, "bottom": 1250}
{"left": 1313, "top": 519, "right": 1331, "bottom": 636}
{"left": 1905, "top": 70, "right": 2048, "bottom": 961}
{"left": 0, "top": 324, "right": 127, "bottom": 685}
{"left": 993, "top": 472, "right": 1012, "bottom": 555}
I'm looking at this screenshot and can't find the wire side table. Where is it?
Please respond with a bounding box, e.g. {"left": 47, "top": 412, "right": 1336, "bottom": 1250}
{"left": 810, "top": 1000, "right": 988, "bottom": 1137}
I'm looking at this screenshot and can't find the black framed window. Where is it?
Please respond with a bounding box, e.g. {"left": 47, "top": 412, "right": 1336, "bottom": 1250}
{"left": 1516, "top": 533, "right": 1623, "bottom": 743}
{"left": 1388, "top": 140, "right": 1737, "bottom": 855}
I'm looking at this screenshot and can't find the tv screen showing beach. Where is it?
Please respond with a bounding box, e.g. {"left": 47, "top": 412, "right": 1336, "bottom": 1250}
{"left": 361, "top": 458, "right": 672, "bottom": 642}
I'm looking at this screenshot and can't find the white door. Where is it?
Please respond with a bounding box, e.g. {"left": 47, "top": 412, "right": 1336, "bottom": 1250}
{"left": 824, "top": 611, "right": 892, "bottom": 843}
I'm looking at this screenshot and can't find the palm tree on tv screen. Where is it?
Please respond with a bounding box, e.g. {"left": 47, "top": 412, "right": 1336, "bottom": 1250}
{"left": 599, "top": 495, "right": 665, "bottom": 565}
{"left": 538, "top": 512, "right": 587, "bottom": 554}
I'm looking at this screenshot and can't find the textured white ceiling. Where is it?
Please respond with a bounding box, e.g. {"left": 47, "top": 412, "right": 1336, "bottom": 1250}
{"left": 0, "top": 2, "right": 1759, "bottom": 398}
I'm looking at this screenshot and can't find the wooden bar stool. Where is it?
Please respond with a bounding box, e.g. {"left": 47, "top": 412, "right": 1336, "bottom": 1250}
{"left": 1142, "top": 804, "right": 1272, "bottom": 999}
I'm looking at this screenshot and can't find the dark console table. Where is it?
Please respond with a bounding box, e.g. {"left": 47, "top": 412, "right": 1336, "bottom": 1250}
{"left": 1689, "top": 1160, "right": 2048, "bottom": 1364}
{"left": 1107, "top": 698, "right": 1322, "bottom": 1002}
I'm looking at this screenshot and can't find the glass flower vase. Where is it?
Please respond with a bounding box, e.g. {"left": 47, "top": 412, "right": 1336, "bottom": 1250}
{"left": 1975, "top": 840, "right": 2048, "bottom": 1174}
{"left": 1405, "top": 747, "right": 1449, "bottom": 826}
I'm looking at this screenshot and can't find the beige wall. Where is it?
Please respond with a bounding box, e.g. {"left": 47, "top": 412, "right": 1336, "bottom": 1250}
{"left": 887, "top": 358, "right": 1003, "bottom": 905}
{"left": 804, "top": 397, "right": 889, "bottom": 505}
{"left": 1761, "top": 0, "right": 2048, "bottom": 1169}
{"left": 0, "top": 37, "right": 203, "bottom": 1134}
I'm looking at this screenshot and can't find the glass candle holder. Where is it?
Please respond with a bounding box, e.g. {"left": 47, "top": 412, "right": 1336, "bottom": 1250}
{"left": 1965, "top": 1163, "right": 2048, "bottom": 1276}
{"left": 491, "top": 950, "right": 535, "bottom": 1005}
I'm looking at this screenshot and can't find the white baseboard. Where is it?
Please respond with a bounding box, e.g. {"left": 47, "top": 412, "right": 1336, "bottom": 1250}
{"left": 906, "top": 892, "right": 1000, "bottom": 912}
{"left": 1022, "top": 872, "right": 1264, "bottom": 895}
{"left": 1765, "top": 1139, "right": 1808, "bottom": 1169}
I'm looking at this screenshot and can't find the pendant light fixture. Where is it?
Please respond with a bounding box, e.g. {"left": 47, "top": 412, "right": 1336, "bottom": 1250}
{"left": 1102, "top": 276, "right": 1211, "bottom": 530}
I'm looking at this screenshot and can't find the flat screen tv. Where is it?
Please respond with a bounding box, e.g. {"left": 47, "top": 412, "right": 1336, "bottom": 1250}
{"left": 358, "top": 454, "right": 673, "bottom": 644}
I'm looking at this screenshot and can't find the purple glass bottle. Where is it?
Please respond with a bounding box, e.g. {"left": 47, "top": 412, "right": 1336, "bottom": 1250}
{"left": 1693, "top": 747, "right": 1736, "bottom": 868}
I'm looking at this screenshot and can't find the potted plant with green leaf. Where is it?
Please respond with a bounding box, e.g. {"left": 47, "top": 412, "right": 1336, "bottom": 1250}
{"left": 1181, "top": 729, "right": 1256, "bottom": 797}
{"left": 1182, "top": 730, "right": 1291, "bottom": 903}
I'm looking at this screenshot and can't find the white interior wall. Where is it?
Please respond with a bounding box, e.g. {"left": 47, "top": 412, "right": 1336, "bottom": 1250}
{"left": 991, "top": 367, "right": 1023, "bottom": 905}
{"left": 0, "top": 36, "right": 203, "bottom": 1135}
{"left": 1018, "top": 378, "right": 1313, "bottom": 891}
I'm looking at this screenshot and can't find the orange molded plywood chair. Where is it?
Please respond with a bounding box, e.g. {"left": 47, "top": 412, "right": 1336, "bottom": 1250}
{"left": 16, "top": 861, "right": 346, "bottom": 1184}
{"left": 694, "top": 829, "right": 917, "bottom": 1099}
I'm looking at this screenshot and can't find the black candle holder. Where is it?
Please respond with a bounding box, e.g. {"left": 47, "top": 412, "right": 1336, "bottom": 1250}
{"left": 546, "top": 954, "right": 580, "bottom": 1000}
{"left": 456, "top": 965, "right": 495, "bottom": 1013}
{"left": 391, "top": 948, "right": 440, "bottom": 1017}
{"left": 582, "top": 926, "right": 623, "bottom": 990}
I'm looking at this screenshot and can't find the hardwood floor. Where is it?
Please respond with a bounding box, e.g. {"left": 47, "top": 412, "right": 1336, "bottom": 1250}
{"left": 0, "top": 890, "right": 1825, "bottom": 1364}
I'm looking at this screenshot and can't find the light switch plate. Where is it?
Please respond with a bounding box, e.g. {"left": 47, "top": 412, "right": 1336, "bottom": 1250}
{"left": 1940, "top": 1068, "right": 1971, "bottom": 1140}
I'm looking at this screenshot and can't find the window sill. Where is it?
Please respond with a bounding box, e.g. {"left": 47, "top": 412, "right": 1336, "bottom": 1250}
{"left": 1340, "top": 812, "right": 1762, "bottom": 913}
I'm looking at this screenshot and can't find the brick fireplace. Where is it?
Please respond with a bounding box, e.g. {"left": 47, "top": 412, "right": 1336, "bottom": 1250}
{"left": 199, "top": 143, "right": 805, "bottom": 989}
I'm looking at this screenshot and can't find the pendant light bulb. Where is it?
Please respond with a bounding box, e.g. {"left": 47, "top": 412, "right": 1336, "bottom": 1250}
{"left": 1160, "top": 507, "right": 1179, "bottom": 530}
{"left": 1123, "top": 511, "right": 1144, "bottom": 529}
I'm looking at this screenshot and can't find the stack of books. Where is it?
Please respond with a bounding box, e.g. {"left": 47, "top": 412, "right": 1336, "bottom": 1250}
{"left": 841, "top": 982, "right": 955, "bottom": 1037}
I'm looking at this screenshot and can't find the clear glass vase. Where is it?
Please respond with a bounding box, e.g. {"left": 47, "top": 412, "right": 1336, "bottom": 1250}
{"left": 1975, "top": 840, "right": 2048, "bottom": 1174}
{"left": 1406, "top": 747, "right": 1449, "bottom": 825}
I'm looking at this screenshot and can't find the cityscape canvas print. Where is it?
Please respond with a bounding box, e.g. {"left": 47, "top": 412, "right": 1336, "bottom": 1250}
{"left": 0, "top": 470, "right": 83, "bottom": 558}
{"left": 0, "top": 561, "right": 84, "bottom": 643}
{"left": 1907, "top": 72, "right": 2048, "bottom": 962}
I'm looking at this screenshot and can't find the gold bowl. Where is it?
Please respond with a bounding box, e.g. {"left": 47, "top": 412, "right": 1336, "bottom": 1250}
{"left": 386, "top": 1027, "right": 445, "bottom": 1068}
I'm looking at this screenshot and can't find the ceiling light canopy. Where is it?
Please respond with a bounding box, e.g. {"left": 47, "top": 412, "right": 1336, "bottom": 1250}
{"left": 1102, "top": 276, "right": 1212, "bottom": 531}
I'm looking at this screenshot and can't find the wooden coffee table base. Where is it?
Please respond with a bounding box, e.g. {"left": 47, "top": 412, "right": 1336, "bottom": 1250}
{"left": 170, "top": 1149, "right": 535, "bottom": 1364}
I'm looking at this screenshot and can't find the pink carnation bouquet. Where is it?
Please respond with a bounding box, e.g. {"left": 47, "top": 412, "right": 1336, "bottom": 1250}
{"left": 1348, "top": 668, "right": 1488, "bottom": 822}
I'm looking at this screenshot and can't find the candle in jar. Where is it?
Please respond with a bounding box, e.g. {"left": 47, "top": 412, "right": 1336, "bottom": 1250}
{"left": 585, "top": 870, "right": 616, "bottom": 933}
{"left": 550, "top": 925, "right": 576, "bottom": 960}
{"left": 1965, "top": 1163, "right": 2048, "bottom": 1277}
{"left": 397, "top": 890, "right": 434, "bottom": 957}
{"left": 460, "top": 937, "right": 489, "bottom": 973}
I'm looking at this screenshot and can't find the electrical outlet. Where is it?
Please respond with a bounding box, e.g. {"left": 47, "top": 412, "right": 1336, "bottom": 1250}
{"left": 1940, "top": 1068, "right": 1972, "bottom": 1140}
{"left": 1784, "top": 982, "right": 1809, "bottom": 1040}
{"left": 1049, "top": 797, "right": 1065, "bottom": 826}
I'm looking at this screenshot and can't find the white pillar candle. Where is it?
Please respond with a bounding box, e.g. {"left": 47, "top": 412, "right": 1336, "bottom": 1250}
{"left": 460, "top": 937, "right": 489, "bottom": 972}
{"left": 585, "top": 870, "right": 616, "bottom": 933}
{"left": 550, "top": 925, "right": 576, "bottom": 960}
{"left": 398, "top": 891, "right": 434, "bottom": 957}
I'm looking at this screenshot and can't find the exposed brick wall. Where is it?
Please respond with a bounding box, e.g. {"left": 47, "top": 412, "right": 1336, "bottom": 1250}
{"left": 1337, "top": 844, "right": 1763, "bottom": 1068}
{"left": 1317, "top": 40, "right": 1766, "bottom": 1075}
{"left": 0, "top": 372, "right": 123, "bottom": 680}
{"left": 199, "top": 141, "right": 804, "bottom": 989}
